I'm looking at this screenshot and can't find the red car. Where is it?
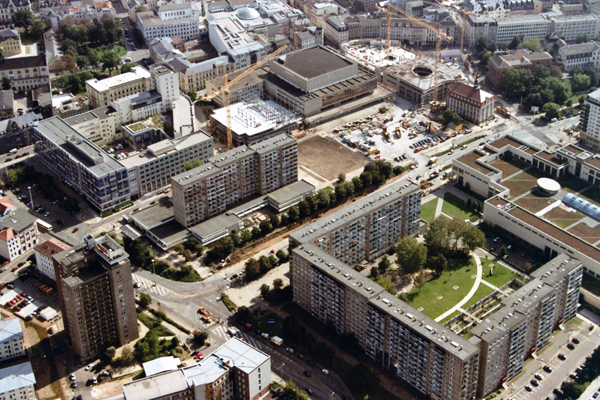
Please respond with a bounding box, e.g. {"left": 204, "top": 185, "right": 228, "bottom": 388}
{"left": 72, "top": 227, "right": 79, "bottom": 233}
{"left": 16, "top": 295, "right": 23, "bottom": 300}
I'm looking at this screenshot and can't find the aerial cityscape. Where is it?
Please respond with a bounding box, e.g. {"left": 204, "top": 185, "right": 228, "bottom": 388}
{"left": 2, "top": 0, "right": 600, "bottom": 399}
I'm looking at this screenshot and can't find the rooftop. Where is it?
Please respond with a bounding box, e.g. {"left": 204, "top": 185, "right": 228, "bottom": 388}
{"left": 456, "top": 151, "right": 497, "bottom": 175}
{"left": 267, "top": 179, "right": 315, "bottom": 205}
{"left": 85, "top": 66, "right": 150, "bottom": 93}
{"left": 0, "top": 208, "right": 39, "bottom": 233}
{"left": 0, "top": 362, "right": 36, "bottom": 393}
{"left": 448, "top": 82, "right": 494, "bottom": 104}
{"left": 0, "top": 318, "right": 23, "bottom": 343}
{"left": 122, "top": 369, "right": 189, "bottom": 400}
{"left": 142, "top": 356, "right": 181, "bottom": 377}
{"left": 34, "top": 238, "right": 71, "bottom": 260}
{"left": 130, "top": 200, "right": 174, "bottom": 230}
{"left": 0, "top": 54, "right": 46, "bottom": 72}
{"left": 274, "top": 46, "right": 352, "bottom": 79}
{"left": 189, "top": 213, "right": 242, "bottom": 239}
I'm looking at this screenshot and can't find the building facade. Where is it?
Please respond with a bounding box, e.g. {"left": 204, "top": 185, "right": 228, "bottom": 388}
{"left": 446, "top": 81, "right": 495, "bottom": 125}
{"left": 557, "top": 42, "right": 600, "bottom": 72}
{"left": 0, "top": 29, "right": 21, "bottom": 57}
{"left": 580, "top": 88, "right": 600, "bottom": 150}
{"left": 172, "top": 134, "right": 297, "bottom": 227}
{"left": 137, "top": 3, "right": 201, "bottom": 42}
{"left": 0, "top": 208, "right": 39, "bottom": 261}
{"left": 0, "top": 55, "right": 49, "bottom": 93}
{"left": 0, "top": 319, "right": 25, "bottom": 361}
{"left": 0, "top": 0, "right": 32, "bottom": 24}
{"left": 54, "top": 235, "right": 139, "bottom": 361}
{"left": 0, "top": 362, "right": 36, "bottom": 400}
{"left": 86, "top": 66, "right": 152, "bottom": 108}
{"left": 34, "top": 238, "right": 71, "bottom": 281}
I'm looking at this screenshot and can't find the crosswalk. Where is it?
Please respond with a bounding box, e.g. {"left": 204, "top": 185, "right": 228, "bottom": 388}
{"left": 132, "top": 274, "right": 167, "bottom": 296}
{"left": 211, "top": 325, "right": 264, "bottom": 350}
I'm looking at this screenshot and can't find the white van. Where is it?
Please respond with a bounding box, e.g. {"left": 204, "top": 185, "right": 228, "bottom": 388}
{"left": 8, "top": 149, "right": 17, "bottom": 155}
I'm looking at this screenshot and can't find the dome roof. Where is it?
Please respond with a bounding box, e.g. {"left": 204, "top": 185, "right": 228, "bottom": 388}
{"left": 237, "top": 7, "right": 260, "bottom": 20}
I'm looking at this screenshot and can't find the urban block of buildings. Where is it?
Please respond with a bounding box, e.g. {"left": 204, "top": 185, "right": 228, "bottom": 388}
{"left": 63, "top": 106, "right": 119, "bottom": 146}
{"left": 0, "top": 362, "right": 36, "bottom": 400}
{"left": 122, "top": 338, "right": 271, "bottom": 400}
{"left": 487, "top": 49, "right": 553, "bottom": 87}
{"left": 0, "top": 0, "right": 32, "bottom": 25}
{"left": 0, "top": 199, "right": 39, "bottom": 261}
{"left": 34, "top": 238, "right": 71, "bottom": 281}
{"left": 54, "top": 235, "right": 139, "bottom": 360}
{"left": 85, "top": 66, "right": 152, "bottom": 108}
{"left": 0, "top": 318, "right": 25, "bottom": 361}
{"left": 289, "top": 177, "right": 583, "bottom": 399}
{"left": 556, "top": 41, "right": 600, "bottom": 72}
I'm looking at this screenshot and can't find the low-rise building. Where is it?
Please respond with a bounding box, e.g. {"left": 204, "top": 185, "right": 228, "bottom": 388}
{"left": 487, "top": 49, "right": 552, "bottom": 87}
{"left": 0, "top": 319, "right": 25, "bottom": 361}
{"left": 0, "top": 362, "right": 36, "bottom": 400}
{"left": 0, "top": 29, "right": 21, "bottom": 57}
{"left": 0, "top": 208, "right": 39, "bottom": 261}
{"left": 446, "top": 81, "right": 495, "bottom": 125}
{"left": 34, "top": 238, "right": 71, "bottom": 281}
{"left": 85, "top": 66, "right": 152, "bottom": 108}
{"left": 557, "top": 42, "right": 600, "bottom": 71}
{"left": 0, "top": 0, "right": 32, "bottom": 25}
{"left": 0, "top": 55, "right": 50, "bottom": 93}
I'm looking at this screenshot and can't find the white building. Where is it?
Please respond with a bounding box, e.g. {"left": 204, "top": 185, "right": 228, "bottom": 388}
{"left": 207, "top": 16, "right": 268, "bottom": 70}
{"left": 63, "top": 106, "right": 119, "bottom": 145}
{"left": 557, "top": 42, "right": 600, "bottom": 71}
{"left": 34, "top": 238, "right": 71, "bottom": 281}
{"left": 137, "top": 3, "right": 201, "bottom": 43}
{"left": 581, "top": 88, "right": 600, "bottom": 150}
{"left": 0, "top": 319, "right": 25, "bottom": 361}
{"left": 86, "top": 66, "right": 152, "bottom": 108}
{"left": 550, "top": 14, "right": 600, "bottom": 42}
{"left": 495, "top": 14, "right": 550, "bottom": 43}
{"left": 0, "top": 208, "right": 39, "bottom": 261}
{"left": 150, "top": 63, "right": 179, "bottom": 112}
{"left": 0, "top": 362, "right": 36, "bottom": 400}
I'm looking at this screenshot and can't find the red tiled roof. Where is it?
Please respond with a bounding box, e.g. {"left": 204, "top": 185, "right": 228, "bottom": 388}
{"left": 0, "top": 228, "right": 14, "bottom": 242}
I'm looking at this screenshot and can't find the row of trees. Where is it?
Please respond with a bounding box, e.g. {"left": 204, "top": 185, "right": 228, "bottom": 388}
{"left": 204, "top": 161, "right": 406, "bottom": 265}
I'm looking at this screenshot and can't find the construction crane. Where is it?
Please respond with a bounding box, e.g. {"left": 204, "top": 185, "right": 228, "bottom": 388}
{"left": 203, "top": 45, "right": 288, "bottom": 149}
{"left": 378, "top": 2, "right": 452, "bottom": 104}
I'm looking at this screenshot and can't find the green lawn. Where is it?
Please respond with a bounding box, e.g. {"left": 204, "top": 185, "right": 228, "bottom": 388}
{"left": 421, "top": 198, "right": 439, "bottom": 223}
{"left": 480, "top": 259, "right": 514, "bottom": 288}
{"left": 405, "top": 258, "right": 478, "bottom": 319}
{"left": 442, "top": 192, "right": 479, "bottom": 222}
{"left": 462, "top": 285, "right": 494, "bottom": 309}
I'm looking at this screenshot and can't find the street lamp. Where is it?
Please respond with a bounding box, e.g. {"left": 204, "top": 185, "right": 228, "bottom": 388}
{"left": 28, "top": 186, "right": 34, "bottom": 210}
{"left": 151, "top": 258, "right": 156, "bottom": 287}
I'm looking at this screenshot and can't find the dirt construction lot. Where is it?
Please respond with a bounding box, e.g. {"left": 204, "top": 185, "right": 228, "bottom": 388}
{"left": 298, "top": 135, "right": 369, "bottom": 181}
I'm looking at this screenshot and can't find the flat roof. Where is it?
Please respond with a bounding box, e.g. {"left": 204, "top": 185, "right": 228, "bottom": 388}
{"left": 0, "top": 362, "right": 36, "bottom": 393}
{"left": 64, "top": 111, "right": 97, "bottom": 126}
{"left": 131, "top": 201, "right": 174, "bottom": 230}
{"left": 275, "top": 46, "right": 352, "bottom": 79}
{"left": 149, "top": 219, "right": 189, "bottom": 246}
{"left": 0, "top": 318, "right": 22, "bottom": 343}
{"left": 86, "top": 66, "right": 150, "bottom": 93}
{"left": 267, "top": 179, "right": 315, "bottom": 205}
{"left": 248, "top": 133, "right": 296, "bottom": 154}
{"left": 123, "top": 369, "right": 189, "bottom": 400}
{"left": 0, "top": 209, "right": 38, "bottom": 233}
{"left": 211, "top": 100, "right": 300, "bottom": 137}
{"left": 189, "top": 213, "right": 241, "bottom": 238}
{"left": 456, "top": 151, "right": 497, "bottom": 175}
{"left": 142, "top": 356, "right": 181, "bottom": 377}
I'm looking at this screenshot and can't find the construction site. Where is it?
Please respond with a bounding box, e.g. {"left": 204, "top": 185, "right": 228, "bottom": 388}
{"left": 341, "top": 40, "right": 417, "bottom": 71}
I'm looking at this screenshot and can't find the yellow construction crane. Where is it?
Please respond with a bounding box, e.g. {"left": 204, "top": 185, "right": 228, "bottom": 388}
{"left": 378, "top": 2, "right": 452, "bottom": 103}
{"left": 203, "top": 45, "right": 288, "bottom": 149}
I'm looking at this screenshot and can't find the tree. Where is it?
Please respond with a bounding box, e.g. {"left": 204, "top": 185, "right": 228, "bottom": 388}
{"left": 273, "top": 278, "right": 284, "bottom": 290}
{"left": 378, "top": 255, "right": 391, "bottom": 273}
{"left": 500, "top": 68, "right": 526, "bottom": 98}
{"left": 461, "top": 224, "right": 485, "bottom": 251}
{"left": 28, "top": 17, "right": 47, "bottom": 40}
{"left": 508, "top": 36, "right": 522, "bottom": 50}
{"left": 13, "top": 9, "right": 32, "bottom": 28}
{"left": 1, "top": 77, "right": 10, "bottom": 90}
{"left": 425, "top": 216, "right": 452, "bottom": 255}
{"left": 517, "top": 37, "right": 541, "bottom": 52}
{"left": 317, "top": 189, "right": 331, "bottom": 208}
{"left": 138, "top": 293, "right": 152, "bottom": 309}
{"left": 550, "top": 65, "right": 563, "bottom": 78}
{"left": 396, "top": 237, "right": 428, "bottom": 274}
{"left": 376, "top": 275, "right": 396, "bottom": 294}
{"left": 442, "top": 108, "right": 460, "bottom": 126}
{"left": 352, "top": 176, "right": 363, "bottom": 191}
{"left": 62, "top": 55, "right": 77, "bottom": 71}
{"left": 276, "top": 249, "right": 288, "bottom": 263}
{"left": 288, "top": 206, "right": 300, "bottom": 222}
{"left": 187, "top": 90, "right": 197, "bottom": 102}
{"left": 259, "top": 220, "right": 273, "bottom": 235}
{"left": 87, "top": 49, "right": 99, "bottom": 68}
{"left": 298, "top": 199, "right": 311, "bottom": 218}
{"left": 572, "top": 74, "right": 591, "bottom": 92}
{"left": 414, "top": 274, "right": 425, "bottom": 291}
{"left": 192, "top": 330, "right": 209, "bottom": 346}
{"left": 542, "top": 102, "right": 561, "bottom": 121}
{"left": 360, "top": 171, "right": 373, "bottom": 187}
{"left": 561, "top": 381, "right": 585, "bottom": 399}
{"left": 576, "top": 34, "right": 589, "bottom": 44}
{"left": 429, "top": 254, "right": 448, "bottom": 272}
{"left": 101, "top": 49, "right": 121, "bottom": 72}
{"left": 101, "top": 346, "right": 116, "bottom": 365}
{"left": 580, "top": 95, "right": 588, "bottom": 106}
{"left": 260, "top": 284, "right": 270, "bottom": 299}
{"left": 121, "top": 63, "right": 134, "bottom": 74}
{"left": 244, "top": 258, "right": 261, "bottom": 281}
{"left": 337, "top": 173, "right": 346, "bottom": 183}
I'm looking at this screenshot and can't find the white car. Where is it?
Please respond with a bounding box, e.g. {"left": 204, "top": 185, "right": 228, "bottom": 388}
{"left": 286, "top": 347, "right": 294, "bottom": 354}
{"left": 322, "top": 369, "right": 330, "bottom": 375}
{"left": 69, "top": 373, "right": 76, "bottom": 381}
{"left": 85, "top": 364, "right": 93, "bottom": 371}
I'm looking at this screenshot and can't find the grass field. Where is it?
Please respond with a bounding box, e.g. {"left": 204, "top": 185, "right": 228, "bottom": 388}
{"left": 421, "top": 198, "right": 439, "bottom": 223}
{"left": 442, "top": 193, "right": 479, "bottom": 222}
{"left": 462, "top": 285, "right": 494, "bottom": 309}
{"left": 480, "top": 259, "right": 514, "bottom": 288}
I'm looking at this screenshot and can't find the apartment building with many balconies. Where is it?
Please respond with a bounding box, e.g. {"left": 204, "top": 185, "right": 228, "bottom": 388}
{"left": 54, "top": 235, "right": 138, "bottom": 361}
{"left": 172, "top": 134, "right": 297, "bottom": 227}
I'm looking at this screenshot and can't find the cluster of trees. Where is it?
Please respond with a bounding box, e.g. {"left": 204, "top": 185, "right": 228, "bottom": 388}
{"left": 191, "top": 330, "right": 209, "bottom": 346}
{"left": 183, "top": 159, "right": 203, "bottom": 171}
{"left": 259, "top": 278, "right": 291, "bottom": 304}
{"left": 570, "top": 65, "right": 600, "bottom": 93}
{"left": 13, "top": 9, "right": 47, "bottom": 42}
{"left": 122, "top": 237, "right": 202, "bottom": 282}
{"left": 425, "top": 216, "right": 485, "bottom": 260}
{"left": 204, "top": 161, "right": 406, "bottom": 265}
{"left": 134, "top": 328, "right": 181, "bottom": 363}
{"left": 443, "top": 108, "right": 460, "bottom": 126}
{"left": 501, "top": 65, "right": 571, "bottom": 106}
{"left": 475, "top": 37, "right": 498, "bottom": 70}
{"left": 173, "top": 239, "right": 204, "bottom": 262}
{"left": 245, "top": 250, "right": 288, "bottom": 282}
{"left": 559, "top": 345, "right": 600, "bottom": 399}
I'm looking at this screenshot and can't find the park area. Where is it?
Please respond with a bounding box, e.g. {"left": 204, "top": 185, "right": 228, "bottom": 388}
{"left": 420, "top": 192, "right": 479, "bottom": 223}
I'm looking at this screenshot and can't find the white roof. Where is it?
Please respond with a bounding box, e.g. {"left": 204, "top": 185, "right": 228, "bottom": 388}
{"left": 213, "top": 337, "right": 269, "bottom": 373}
{"left": 123, "top": 369, "right": 189, "bottom": 400}
{"left": 142, "top": 356, "right": 181, "bottom": 377}
{"left": 0, "top": 362, "right": 36, "bottom": 393}
{"left": 15, "top": 304, "right": 37, "bottom": 319}
{"left": 0, "top": 318, "right": 22, "bottom": 343}
{"left": 86, "top": 66, "right": 150, "bottom": 93}
{"left": 51, "top": 93, "right": 76, "bottom": 109}
{"left": 537, "top": 177, "right": 561, "bottom": 192}
{"left": 38, "top": 307, "right": 58, "bottom": 321}
{"left": 0, "top": 290, "right": 17, "bottom": 306}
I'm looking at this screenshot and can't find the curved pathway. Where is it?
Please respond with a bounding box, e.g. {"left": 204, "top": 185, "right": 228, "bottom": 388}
{"left": 434, "top": 253, "right": 483, "bottom": 322}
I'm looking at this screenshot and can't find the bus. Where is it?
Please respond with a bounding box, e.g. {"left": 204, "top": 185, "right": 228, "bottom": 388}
{"left": 36, "top": 220, "right": 53, "bottom": 232}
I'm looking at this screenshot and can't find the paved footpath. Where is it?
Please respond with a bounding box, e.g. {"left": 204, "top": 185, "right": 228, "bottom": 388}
{"left": 435, "top": 253, "right": 483, "bottom": 322}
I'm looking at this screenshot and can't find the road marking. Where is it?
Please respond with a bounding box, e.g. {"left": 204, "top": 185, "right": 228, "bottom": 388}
{"left": 132, "top": 274, "right": 167, "bottom": 296}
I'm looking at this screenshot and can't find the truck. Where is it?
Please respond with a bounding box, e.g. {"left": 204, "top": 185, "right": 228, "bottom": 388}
{"left": 271, "top": 336, "right": 284, "bottom": 346}
{"left": 428, "top": 157, "right": 438, "bottom": 165}
{"left": 197, "top": 307, "right": 211, "bottom": 317}
{"left": 369, "top": 148, "right": 380, "bottom": 155}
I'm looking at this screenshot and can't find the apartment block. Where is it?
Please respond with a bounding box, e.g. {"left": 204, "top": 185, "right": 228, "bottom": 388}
{"left": 580, "top": 88, "right": 600, "bottom": 150}
{"left": 34, "top": 238, "right": 71, "bottom": 281}
{"left": 172, "top": 134, "right": 297, "bottom": 227}
{"left": 32, "top": 117, "right": 131, "bottom": 211}
{"left": 0, "top": 207, "right": 39, "bottom": 261}
{"left": 86, "top": 66, "right": 152, "bottom": 108}
{"left": 122, "top": 338, "right": 271, "bottom": 400}
{"left": 64, "top": 106, "right": 119, "bottom": 146}
{"left": 0, "top": 362, "right": 36, "bottom": 400}
{"left": 0, "top": 318, "right": 25, "bottom": 361}
{"left": 0, "top": 29, "right": 21, "bottom": 57}
{"left": 54, "top": 235, "right": 138, "bottom": 361}
{"left": 0, "top": 55, "right": 49, "bottom": 93}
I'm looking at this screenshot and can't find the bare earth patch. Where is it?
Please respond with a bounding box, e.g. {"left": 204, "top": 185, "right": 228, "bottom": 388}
{"left": 298, "top": 136, "right": 369, "bottom": 181}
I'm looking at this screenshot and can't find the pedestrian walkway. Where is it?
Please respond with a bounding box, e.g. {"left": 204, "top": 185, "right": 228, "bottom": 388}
{"left": 132, "top": 274, "right": 167, "bottom": 296}
{"left": 481, "top": 279, "right": 509, "bottom": 295}
{"left": 435, "top": 253, "right": 483, "bottom": 322}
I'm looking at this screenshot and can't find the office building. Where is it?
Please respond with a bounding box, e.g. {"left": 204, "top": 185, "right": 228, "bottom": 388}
{"left": 263, "top": 46, "right": 377, "bottom": 117}
{"left": 32, "top": 117, "right": 131, "bottom": 211}
{"left": 0, "top": 29, "right": 21, "bottom": 57}
{"left": 136, "top": 3, "right": 201, "bottom": 43}
{"left": 549, "top": 14, "right": 600, "bottom": 41}
{"left": 172, "top": 134, "right": 297, "bottom": 227}
{"left": 0, "top": 318, "right": 25, "bottom": 361}
{"left": 580, "top": 88, "right": 600, "bottom": 150}
{"left": 446, "top": 81, "right": 495, "bottom": 125}
{"left": 34, "top": 238, "right": 71, "bottom": 281}
{"left": 0, "top": 362, "right": 36, "bottom": 400}
{"left": 54, "top": 235, "right": 138, "bottom": 361}
{"left": 64, "top": 106, "right": 119, "bottom": 146}
{"left": 122, "top": 338, "right": 271, "bottom": 400}
{"left": 0, "top": 0, "right": 32, "bottom": 25}
{"left": 557, "top": 42, "right": 600, "bottom": 72}
{"left": 0, "top": 207, "right": 39, "bottom": 261}
{"left": 170, "top": 55, "right": 236, "bottom": 92}
{"left": 210, "top": 99, "right": 301, "bottom": 146}
{"left": 487, "top": 49, "right": 552, "bottom": 87}
{"left": 86, "top": 66, "right": 152, "bottom": 108}
{"left": 0, "top": 55, "right": 49, "bottom": 93}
